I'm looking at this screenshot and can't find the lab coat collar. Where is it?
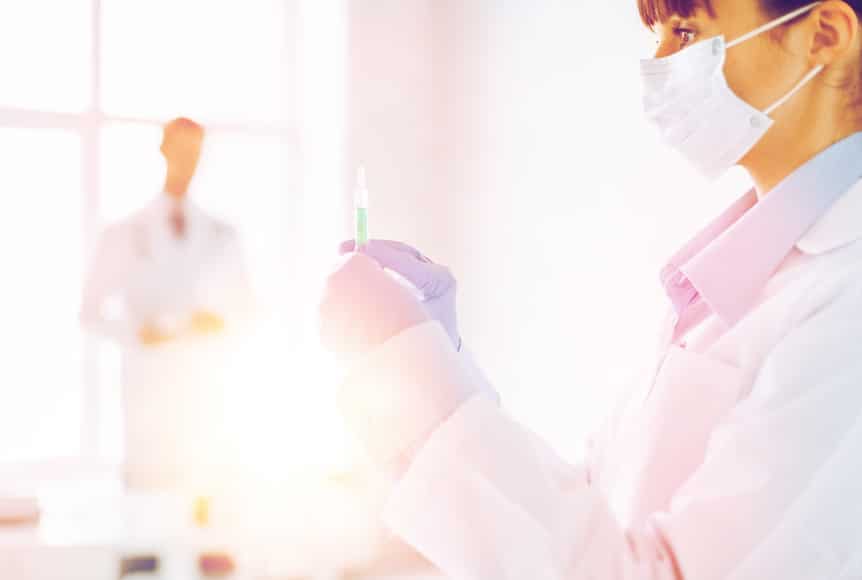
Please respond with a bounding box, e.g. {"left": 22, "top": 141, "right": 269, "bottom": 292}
{"left": 661, "top": 131, "right": 862, "bottom": 328}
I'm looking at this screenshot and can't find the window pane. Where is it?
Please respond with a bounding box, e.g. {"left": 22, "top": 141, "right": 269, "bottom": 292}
{"left": 0, "top": 1, "right": 91, "bottom": 111}
{"left": 99, "top": 123, "right": 164, "bottom": 222}
{"left": 0, "top": 129, "right": 84, "bottom": 461}
{"left": 192, "top": 132, "right": 292, "bottom": 301}
{"left": 101, "top": 0, "right": 287, "bottom": 123}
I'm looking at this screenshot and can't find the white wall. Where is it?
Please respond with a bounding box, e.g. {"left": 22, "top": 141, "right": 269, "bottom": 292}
{"left": 348, "top": 1, "right": 753, "bottom": 459}
{"left": 346, "top": 0, "right": 452, "bottom": 257}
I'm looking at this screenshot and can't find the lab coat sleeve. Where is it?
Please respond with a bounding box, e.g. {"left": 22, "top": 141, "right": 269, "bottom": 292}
{"left": 79, "top": 225, "right": 134, "bottom": 345}
{"left": 342, "top": 277, "right": 862, "bottom": 580}
{"left": 341, "top": 321, "right": 681, "bottom": 580}
{"left": 338, "top": 322, "right": 497, "bottom": 465}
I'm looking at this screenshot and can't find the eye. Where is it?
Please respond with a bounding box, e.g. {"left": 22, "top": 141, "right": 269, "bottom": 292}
{"left": 673, "top": 27, "right": 697, "bottom": 46}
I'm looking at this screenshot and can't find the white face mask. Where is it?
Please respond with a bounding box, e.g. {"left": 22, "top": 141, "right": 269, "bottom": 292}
{"left": 641, "top": 1, "right": 825, "bottom": 180}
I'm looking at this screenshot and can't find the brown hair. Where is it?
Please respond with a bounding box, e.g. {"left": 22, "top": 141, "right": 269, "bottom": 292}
{"left": 638, "top": 0, "right": 862, "bottom": 109}
{"left": 637, "top": 0, "right": 715, "bottom": 28}
{"left": 638, "top": 0, "right": 862, "bottom": 28}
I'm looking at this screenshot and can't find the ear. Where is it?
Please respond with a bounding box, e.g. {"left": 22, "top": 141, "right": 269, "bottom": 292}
{"left": 809, "top": 0, "right": 859, "bottom": 66}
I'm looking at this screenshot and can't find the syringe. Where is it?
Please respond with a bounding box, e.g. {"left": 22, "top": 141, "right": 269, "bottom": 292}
{"left": 354, "top": 166, "right": 369, "bottom": 251}
{"left": 352, "top": 165, "right": 424, "bottom": 300}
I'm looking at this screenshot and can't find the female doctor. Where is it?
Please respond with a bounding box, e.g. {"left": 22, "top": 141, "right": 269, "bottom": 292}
{"left": 320, "top": 0, "right": 862, "bottom": 578}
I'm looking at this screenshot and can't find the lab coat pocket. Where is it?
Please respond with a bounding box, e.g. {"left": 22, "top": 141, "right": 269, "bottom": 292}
{"left": 613, "top": 345, "right": 751, "bottom": 527}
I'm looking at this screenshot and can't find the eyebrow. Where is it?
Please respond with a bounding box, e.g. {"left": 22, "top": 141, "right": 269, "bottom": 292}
{"left": 637, "top": 0, "right": 715, "bottom": 29}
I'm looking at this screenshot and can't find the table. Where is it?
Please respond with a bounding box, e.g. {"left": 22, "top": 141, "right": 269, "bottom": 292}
{"left": 0, "top": 483, "right": 444, "bottom": 580}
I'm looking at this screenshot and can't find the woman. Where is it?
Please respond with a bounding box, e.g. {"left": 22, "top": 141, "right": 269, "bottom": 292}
{"left": 319, "top": 0, "right": 862, "bottom": 577}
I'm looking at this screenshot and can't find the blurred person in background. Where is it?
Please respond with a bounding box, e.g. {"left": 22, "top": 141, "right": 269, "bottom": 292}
{"left": 80, "top": 117, "right": 253, "bottom": 495}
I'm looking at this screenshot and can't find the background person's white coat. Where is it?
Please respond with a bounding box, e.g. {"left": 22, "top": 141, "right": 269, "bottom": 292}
{"left": 80, "top": 195, "right": 252, "bottom": 489}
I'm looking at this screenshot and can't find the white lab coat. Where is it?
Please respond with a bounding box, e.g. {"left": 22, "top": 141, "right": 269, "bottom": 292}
{"left": 340, "top": 179, "right": 862, "bottom": 579}
{"left": 81, "top": 196, "right": 252, "bottom": 489}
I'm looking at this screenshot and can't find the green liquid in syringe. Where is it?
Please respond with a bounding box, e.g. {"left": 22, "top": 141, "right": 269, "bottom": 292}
{"left": 355, "top": 206, "right": 369, "bottom": 249}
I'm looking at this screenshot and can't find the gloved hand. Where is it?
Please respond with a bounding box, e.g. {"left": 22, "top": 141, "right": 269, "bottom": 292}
{"left": 340, "top": 239, "right": 461, "bottom": 350}
{"left": 319, "top": 251, "right": 430, "bottom": 359}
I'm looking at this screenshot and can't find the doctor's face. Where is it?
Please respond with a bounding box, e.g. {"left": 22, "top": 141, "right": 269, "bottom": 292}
{"left": 160, "top": 128, "right": 204, "bottom": 183}
{"left": 647, "top": 0, "right": 846, "bottom": 167}
{"left": 652, "top": 0, "right": 816, "bottom": 113}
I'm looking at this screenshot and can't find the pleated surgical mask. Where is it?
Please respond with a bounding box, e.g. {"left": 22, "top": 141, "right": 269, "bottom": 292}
{"left": 641, "top": 1, "right": 825, "bottom": 180}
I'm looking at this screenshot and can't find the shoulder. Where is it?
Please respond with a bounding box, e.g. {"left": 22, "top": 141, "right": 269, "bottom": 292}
{"left": 190, "top": 203, "right": 237, "bottom": 241}
{"left": 211, "top": 219, "right": 238, "bottom": 241}
{"left": 106, "top": 201, "right": 156, "bottom": 231}
{"left": 764, "top": 244, "right": 862, "bottom": 383}
{"left": 92, "top": 206, "right": 159, "bottom": 261}
{"left": 198, "top": 212, "right": 242, "bottom": 256}
{"left": 99, "top": 211, "right": 142, "bottom": 244}
{"left": 203, "top": 217, "right": 239, "bottom": 249}
{"left": 788, "top": 242, "right": 862, "bottom": 328}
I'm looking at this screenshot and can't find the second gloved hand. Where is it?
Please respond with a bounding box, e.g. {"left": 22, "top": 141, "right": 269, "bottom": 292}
{"left": 341, "top": 240, "right": 461, "bottom": 351}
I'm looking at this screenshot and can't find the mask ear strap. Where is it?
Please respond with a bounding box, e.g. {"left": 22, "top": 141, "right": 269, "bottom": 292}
{"left": 727, "top": 1, "right": 823, "bottom": 49}
{"left": 764, "top": 64, "right": 825, "bottom": 115}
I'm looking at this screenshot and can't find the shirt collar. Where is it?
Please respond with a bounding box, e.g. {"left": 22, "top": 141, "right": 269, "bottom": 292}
{"left": 146, "top": 193, "right": 206, "bottom": 241}
{"left": 149, "top": 193, "right": 201, "bottom": 218}
{"left": 661, "top": 131, "right": 862, "bottom": 327}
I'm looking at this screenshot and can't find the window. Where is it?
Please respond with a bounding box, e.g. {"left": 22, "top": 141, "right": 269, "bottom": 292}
{"left": 0, "top": 129, "right": 84, "bottom": 462}
{"left": 0, "top": 1, "right": 92, "bottom": 112}
{"left": 99, "top": 123, "right": 164, "bottom": 222}
{"left": 0, "top": 0, "right": 345, "bottom": 480}
{"left": 101, "top": 0, "right": 288, "bottom": 124}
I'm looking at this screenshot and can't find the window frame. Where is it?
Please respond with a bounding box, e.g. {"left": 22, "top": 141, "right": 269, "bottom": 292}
{"left": 0, "top": 0, "right": 306, "bottom": 481}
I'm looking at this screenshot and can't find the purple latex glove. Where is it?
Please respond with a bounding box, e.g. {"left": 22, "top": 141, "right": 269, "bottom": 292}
{"left": 341, "top": 240, "right": 461, "bottom": 351}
